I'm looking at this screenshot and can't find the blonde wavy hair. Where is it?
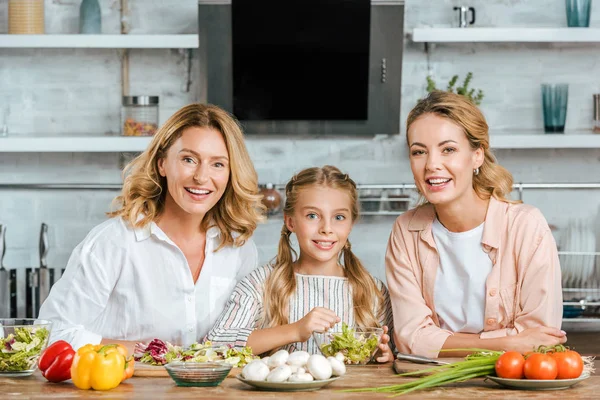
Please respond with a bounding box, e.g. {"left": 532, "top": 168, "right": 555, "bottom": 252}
{"left": 263, "top": 166, "right": 384, "bottom": 329}
{"left": 407, "top": 90, "right": 519, "bottom": 203}
{"left": 108, "top": 103, "right": 265, "bottom": 250}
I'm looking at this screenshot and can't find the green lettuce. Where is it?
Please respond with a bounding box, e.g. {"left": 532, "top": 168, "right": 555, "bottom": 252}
{"left": 0, "top": 326, "right": 50, "bottom": 372}
{"left": 320, "top": 323, "right": 379, "bottom": 364}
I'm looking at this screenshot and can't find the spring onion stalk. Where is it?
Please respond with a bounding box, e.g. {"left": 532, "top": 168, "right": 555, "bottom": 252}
{"left": 343, "top": 349, "right": 502, "bottom": 396}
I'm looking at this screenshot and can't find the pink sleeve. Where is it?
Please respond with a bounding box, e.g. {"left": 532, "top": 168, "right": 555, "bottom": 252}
{"left": 480, "top": 229, "right": 563, "bottom": 339}
{"left": 385, "top": 226, "right": 452, "bottom": 358}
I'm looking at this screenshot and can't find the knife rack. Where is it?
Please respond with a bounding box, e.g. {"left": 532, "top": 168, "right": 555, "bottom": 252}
{"left": 0, "top": 267, "right": 65, "bottom": 318}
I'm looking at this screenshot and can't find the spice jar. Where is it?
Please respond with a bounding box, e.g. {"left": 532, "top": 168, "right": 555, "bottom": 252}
{"left": 260, "top": 183, "right": 282, "bottom": 216}
{"left": 9, "top": 0, "right": 45, "bottom": 34}
{"left": 121, "top": 96, "right": 159, "bottom": 136}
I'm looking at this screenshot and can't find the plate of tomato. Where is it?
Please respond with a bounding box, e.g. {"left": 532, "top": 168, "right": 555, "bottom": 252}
{"left": 486, "top": 346, "right": 590, "bottom": 390}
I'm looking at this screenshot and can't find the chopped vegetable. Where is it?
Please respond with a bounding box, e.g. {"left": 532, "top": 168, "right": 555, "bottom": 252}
{"left": 0, "top": 326, "right": 50, "bottom": 372}
{"left": 134, "top": 338, "right": 257, "bottom": 367}
{"left": 319, "top": 323, "right": 379, "bottom": 364}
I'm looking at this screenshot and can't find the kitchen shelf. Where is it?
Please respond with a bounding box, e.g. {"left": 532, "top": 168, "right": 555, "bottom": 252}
{"left": 2, "top": 132, "right": 600, "bottom": 152}
{"left": 412, "top": 28, "right": 600, "bottom": 43}
{"left": 490, "top": 133, "right": 600, "bottom": 149}
{"left": 0, "top": 34, "right": 198, "bottom": 48}
{"left": 0, "top": 136, "right": 152, "bottom": 152}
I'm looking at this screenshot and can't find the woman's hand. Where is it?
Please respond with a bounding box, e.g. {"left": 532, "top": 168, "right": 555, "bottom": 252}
{"left": 506, "top": 326, "right": 567, "bottom": 354}
{"left": 375, "top": 325, "right": 394, "bottom": 363}
{"left": 292, "top": 307, "right": 340, "bottom": 342}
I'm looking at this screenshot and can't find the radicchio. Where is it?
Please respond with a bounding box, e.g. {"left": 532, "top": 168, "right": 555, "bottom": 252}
{"left": 134, "top": 338, "right": 169, "bottom": 364}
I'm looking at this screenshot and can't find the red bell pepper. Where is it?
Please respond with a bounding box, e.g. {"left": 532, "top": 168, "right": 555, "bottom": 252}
{"left": 38, "top": 340, "right": 76, "bottom": 382}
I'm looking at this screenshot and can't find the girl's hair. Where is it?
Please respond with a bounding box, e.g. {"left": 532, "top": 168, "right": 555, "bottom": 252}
{"left": 406, "top": 90, "right": 518, "bottom": 203}
{"left": 108, "top": 103, "right": 265, "bottom": 250}
{"left": 263, "top": 165, "right": 384, "bottom": 329}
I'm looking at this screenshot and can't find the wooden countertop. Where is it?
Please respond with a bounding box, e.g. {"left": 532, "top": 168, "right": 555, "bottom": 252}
{"left": 2, "top": 361, "right": 598, "bottom": 399}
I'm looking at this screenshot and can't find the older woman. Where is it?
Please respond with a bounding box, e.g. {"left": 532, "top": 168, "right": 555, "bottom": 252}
{"left": 386, "top": 91, "right": 565, "bottom": 358}
{"left": 39, "top": 104, "right": 265, "bottom": 353}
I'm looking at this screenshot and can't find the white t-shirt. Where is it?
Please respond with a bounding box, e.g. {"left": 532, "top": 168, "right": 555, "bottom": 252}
{"left": 38, "top": 217, "right": 258, "bottom": 350}
{"left": 432, "top": 218, "right": 492, "bottom": 333}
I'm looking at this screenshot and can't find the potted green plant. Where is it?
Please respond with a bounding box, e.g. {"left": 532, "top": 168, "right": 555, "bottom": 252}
{"left": 426, "top": 72, "right": 484, "bottom": 105}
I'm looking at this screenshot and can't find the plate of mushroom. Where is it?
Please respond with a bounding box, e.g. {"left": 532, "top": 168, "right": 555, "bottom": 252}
{"left": 236, "top": 350, "right": 345, "bottom": 391}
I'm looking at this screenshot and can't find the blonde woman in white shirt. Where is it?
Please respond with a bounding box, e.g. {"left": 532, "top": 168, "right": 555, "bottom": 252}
{"left": 39, "top": 104, "right": 265, "bottom": 354}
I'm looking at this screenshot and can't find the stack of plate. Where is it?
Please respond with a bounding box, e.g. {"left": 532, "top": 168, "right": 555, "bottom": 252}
{"left": 559, "top": 219, "right": 596, "bottom": 290}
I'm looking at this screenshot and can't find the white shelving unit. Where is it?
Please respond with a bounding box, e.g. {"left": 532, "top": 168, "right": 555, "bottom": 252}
{"left": 0, "top": 136, "right": 153, "bottom": 152}
{"left": 1, "top": 133, "right": 600, "bottom": 152}
{"left": 0, "top": 34, "right": 199, "bottom": 48}
{"left": 412, "top": 28, "right": 600, "bottom": 43}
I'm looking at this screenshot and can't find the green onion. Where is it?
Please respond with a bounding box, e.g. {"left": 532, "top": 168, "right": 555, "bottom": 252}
{"left": 343, "top": 349, "right": 502, "bottom": 396}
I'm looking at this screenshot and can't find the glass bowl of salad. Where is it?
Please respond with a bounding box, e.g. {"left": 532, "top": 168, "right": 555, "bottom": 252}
{"left": 0, "top": 319, "right": 52, "bottom": 377}
{"left": 313, "top": 323, "right": 383, "bottom": 365}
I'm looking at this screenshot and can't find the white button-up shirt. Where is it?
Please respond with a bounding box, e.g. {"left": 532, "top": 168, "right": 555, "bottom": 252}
{"left": 38, "top": 217, "right": 258, "bottom": 350}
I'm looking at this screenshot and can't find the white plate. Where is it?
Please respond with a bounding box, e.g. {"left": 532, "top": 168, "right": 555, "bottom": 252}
{"left": 236, "top": 375, "right": 340, "bottom": 391}
{"left": 485, "top": 373, "right": 590, "bottom": 390}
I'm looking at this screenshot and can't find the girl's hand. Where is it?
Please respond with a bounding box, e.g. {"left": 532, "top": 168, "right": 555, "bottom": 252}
{"left": 293, "top": 307, "right": 340, "bottom": 342}
{"left": 375, "top": 325, "right": 393, "bottom": 363}
{"left": 506, "top": 326, "right": 567, "bottom": 354}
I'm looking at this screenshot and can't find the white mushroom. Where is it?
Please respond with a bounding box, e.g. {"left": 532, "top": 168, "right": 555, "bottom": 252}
{"left": 267, "top": 350, "right": 289, "bottom": 368}
{"left": 288, "top": 372, "right": 314, "bottom": 382}
{"left": 335, "top": 352, "right": 345, "bottom": 363}
{"left": 328, "top": 356, "right": 347, "bottom": 377}
{"left": 242, "top": 360, "right": 270, "bottom": 381}
{"left": 288, "top": 365, "right": 299, "bottom": 374}
{"left": 266, "top": 365, "right": 293, "bottom": 383}
{"left": 297, "top": 368, "right": 306, "bottom": 375}
{"left": 287, "top": 351, "right": 310, "bottom": 367}
{"left": 306, "top": 354, "right": 333, "bottom": 380}
{"left": 259, "top": 356, "right": 270, "bottom": 365}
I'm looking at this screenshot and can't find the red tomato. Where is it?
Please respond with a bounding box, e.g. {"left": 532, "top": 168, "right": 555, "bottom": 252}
{"left": 551, "top": 350, "right": 584, "bottom": 379}
{"left": 524, "top": 353, "right": 558, "bottom": 380}
{"left": 495, "top": 351, "right": 525, "bottom": 379}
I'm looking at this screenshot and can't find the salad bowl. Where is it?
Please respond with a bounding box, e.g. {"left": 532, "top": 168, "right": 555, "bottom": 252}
{"left": 313, "top": 324, "right": 383, "bottom": 365}
{"left": 0, "top": 318, "right": 52, "bottom": 377}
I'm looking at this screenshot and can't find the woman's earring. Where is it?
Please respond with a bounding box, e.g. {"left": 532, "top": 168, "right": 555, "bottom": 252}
{"left": 474, "top": 167, "right": 480, "bottom": 176}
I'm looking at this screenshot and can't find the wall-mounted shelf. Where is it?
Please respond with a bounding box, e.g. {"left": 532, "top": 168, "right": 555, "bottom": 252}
{"left": 1, "top": 132, "right": 600, "bottom": 152}
{"left": 0, "top": 136, "right": 152, "bottom": 152}
{"left": 412, "top": 28, "right": 600, "bottom": 43}
{"left": 0, "top": 34, "right": 198, "bottom": 48}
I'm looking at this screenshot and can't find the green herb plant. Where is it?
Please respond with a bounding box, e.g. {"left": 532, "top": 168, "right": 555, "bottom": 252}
{"left": 426, "top": 72, "right": 484, "bottom": 105}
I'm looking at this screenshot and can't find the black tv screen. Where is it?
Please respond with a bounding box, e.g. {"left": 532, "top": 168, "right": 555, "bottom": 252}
{"left": 231, "top": 0, "right": 371, "bottom": 121}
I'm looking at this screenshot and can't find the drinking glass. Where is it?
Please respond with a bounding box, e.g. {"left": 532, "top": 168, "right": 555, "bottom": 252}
{"left": 566, "top": 0, "right": 591, "bottom": 27}
{"left": 541, "top": 84, "right": 569, "bottom": 134}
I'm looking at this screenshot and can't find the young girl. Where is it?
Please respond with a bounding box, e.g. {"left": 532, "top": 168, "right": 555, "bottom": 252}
{"left": 208, "top": 166, "right": 393, "bottom": 361}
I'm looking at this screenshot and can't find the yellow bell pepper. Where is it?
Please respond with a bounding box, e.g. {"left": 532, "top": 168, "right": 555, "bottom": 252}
{"left": 71, "top": 344, "right": 126, "bottom": 391}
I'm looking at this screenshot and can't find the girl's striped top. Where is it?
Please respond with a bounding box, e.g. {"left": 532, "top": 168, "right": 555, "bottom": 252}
{"left": 206, "top": 264, "right": 394, "bottom": 354}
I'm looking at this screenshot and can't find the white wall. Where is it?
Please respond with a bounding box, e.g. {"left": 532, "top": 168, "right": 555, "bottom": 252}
{"left": 1, "top": 1, "right": 600, "bottom": 283}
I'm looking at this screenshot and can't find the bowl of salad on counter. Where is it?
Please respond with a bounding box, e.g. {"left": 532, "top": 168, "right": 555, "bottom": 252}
{"left": 313, "top": 323, "right": 383, "bottom": 365}
{"left": 0, "top": 318, "right": 52, "bottom": 377}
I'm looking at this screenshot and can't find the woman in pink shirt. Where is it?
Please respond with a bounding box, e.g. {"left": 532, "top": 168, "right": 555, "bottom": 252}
{"left": 386, "top": 91, "right": 565, "bottom": 358}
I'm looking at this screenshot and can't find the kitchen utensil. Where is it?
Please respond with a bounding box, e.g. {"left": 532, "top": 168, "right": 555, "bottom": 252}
{"left": 37, "top": 223, "right": 53, "bottom": 312}
{"left": 0, "top": 225, "right": 10, "bottom": 317}
{"left": 393, "top": 357, "right": 463, "bottom": 375}
{"left": 454, "top": 6, "right": 475, "bottom": 28}
{"left": 395, "top": 352, "right": 449, "bottom": 365}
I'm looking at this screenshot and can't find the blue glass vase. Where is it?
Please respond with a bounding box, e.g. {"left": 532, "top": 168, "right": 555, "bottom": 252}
{"left": 79, "top": 0, "right": 102, "bottom": 34}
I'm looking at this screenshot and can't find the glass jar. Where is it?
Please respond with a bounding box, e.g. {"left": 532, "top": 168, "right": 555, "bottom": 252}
{"left": 9, "top": 0, "right": 45, "bottom": 34}
{"left": 360, "top": 189, "right": 382, "bottom": 213}
{"left": 121, "top": 96, "right": 159, "bottom": 136}
{"left": 260, "top": 183, "right": 282, "bottom": 216}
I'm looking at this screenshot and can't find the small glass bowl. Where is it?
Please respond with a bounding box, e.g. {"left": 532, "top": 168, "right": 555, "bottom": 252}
{"left": 0, "top": 318, "right": 52, "bottom": 377}
{"left": 165, "top": 361, "right": 232, "bottom": 387}
{"left": 313, "top": 327, "right": 383, "bottom": 365}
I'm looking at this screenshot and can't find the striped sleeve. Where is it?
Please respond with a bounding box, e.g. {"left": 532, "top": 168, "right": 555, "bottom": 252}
{"left": 375, "top": 278, "right": 395, "bottom": 351}
{"left": 206, "top": 265, "right": 271, "bottom": 347}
